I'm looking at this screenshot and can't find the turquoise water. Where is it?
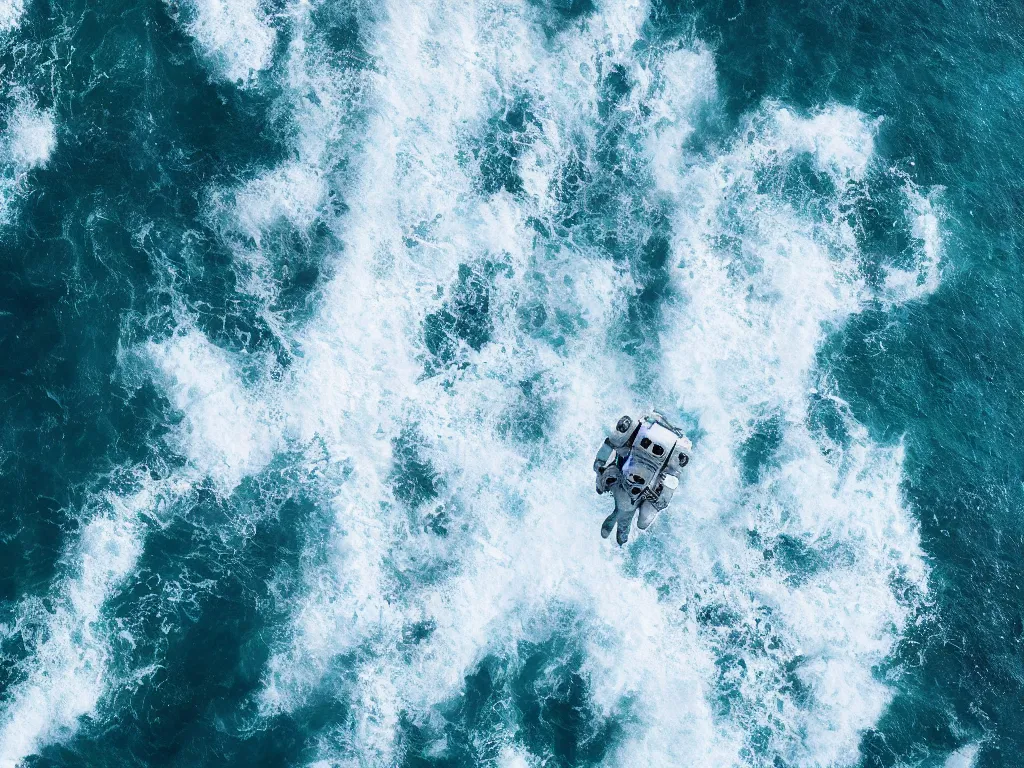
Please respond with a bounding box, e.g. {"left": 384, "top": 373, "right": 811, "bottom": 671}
{"left": 0, "top": 0, "right": 1020, "bottom": 764}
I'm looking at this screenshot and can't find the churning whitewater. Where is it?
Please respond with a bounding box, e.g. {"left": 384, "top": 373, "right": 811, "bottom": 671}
{"left": 0, "top": 0, "right": 967, "bottom": 764}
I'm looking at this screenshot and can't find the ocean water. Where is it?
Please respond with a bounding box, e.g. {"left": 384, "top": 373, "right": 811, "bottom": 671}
{"left": 0, "top": 0, "right": 1021, "bottom": 764}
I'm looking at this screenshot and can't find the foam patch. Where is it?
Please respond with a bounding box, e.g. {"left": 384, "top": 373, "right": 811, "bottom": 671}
{"left": 179, "top": 0, "right": 277, "bottom": 85}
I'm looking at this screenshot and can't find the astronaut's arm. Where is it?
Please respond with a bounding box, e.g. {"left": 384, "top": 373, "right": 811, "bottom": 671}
{"left": 608, "top": 416, "right": 638, "bottom": 449}
{"left": 596, "top": 416, "right": 639, "bottom": 496}
{"left": 593, "top": 439, "right": 615, "bottom": 473}
{"left": 595, "top": 416, "right": 637, "bottom": 471}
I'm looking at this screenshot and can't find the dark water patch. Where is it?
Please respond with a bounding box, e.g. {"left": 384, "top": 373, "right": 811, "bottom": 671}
{"left": 0, "top": 377, "right": 168, "bottom": 599}
{"left": 404, "top": 637, "right": 620, "bottom": 767}
{"left": 514, "top": 269, "right": 588, "bottom": 350}
{"left": 511, "top": 643, "right": 618, "bottom": 767}
{"left": 424, "top": 264, "right": 490, "bottom": 366}
{"left": 74, "top": 0, "right": 293, "bottom": 361}
{"left": 526, "top": 0, "right": 597, "bottom": 39}
{"left": 227, "top": 217, "right": 338, "bottom": 333}
{"left": 746, "top": 501, "right": 859, "bottom": 589}
{"left": 401, "top": 618, "right": 437, "bottom": 646}
{"left": 840, "top": 180, "right": 919, "bottom": 290}
{"left": 825, "top": 274, "right": 1024, "bottom": 762}
{"left": 806, "top": 390, "right": 852, "bottom": 458}
{"left": 551, "top": 61, "right": 654, "bottom": 245}
{"left": 389, "top": 424, "right": 459, "bottom": 537}
{"left": 598, "top": 64, "right": 631, "bottom": 119}
{"left": 37, "top": 466, "right": 331, "bottom": 766}
{"left": 740, "top": 414, "right": 783, "bottom": 485}
{"left": 695, "top": 600, "right": 742, "bottom": 631}
{"left": 517, "top": 299, "right": 550, "bottom": 338}
{"left": 309, "top": 0, "right": 373, "bottom": 67}
{"left": 497, "top": 373, "right": 558, "bottom": 446}
{"left": 0, "top": 234, "right": 169, "bottom": 603}
{"left": 512, "top": 301, "right": 585, "bottom": 348}
{"left": 551, "top": 137, "right": 594, "bottom": 232}
{"left": 422, "top": 503, "right": 453, "bottom": 538}
{"left": 401, "top": 656, "right": 511, "bottom": 766}
{"left": 622, "top": 225, "right": 673, "bottom": 343}
{"left": 763, "top": 534, "right": 842, "bottom": 588}
{"left": 618, "top": 222, "right": 676, "bottom": 395}
{"left": 62, "top": 0, "right": 289, "bottom": 192}
{"left": 423, "top": 259, "right": 512, "bottom": 373}
{"left": 392, "top": 426, "right": 442, "bottom": 510}
{"left": 756, "top": 153, "right": 837, "bottom": 217}
{"left": 0, "top": 0, "right": 295, "bottom": 597}
{"left": 694, "top": 594, "right": 810, "bottom": 763}
{"left": 645, "top": 0, "right": 924, "bottom": 121}
{"left": 472, "top": 97, "right": 540, "bottom": 197}
{"left": 273, "top": 251, "right": 328, "bottom": 323}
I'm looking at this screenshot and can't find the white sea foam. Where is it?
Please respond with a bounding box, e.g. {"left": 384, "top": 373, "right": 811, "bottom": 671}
{"left": 645, "top": 47, "right": 718, "bottom": 192}
{"left": 258, "top": 0, "right": 512, "bottom": 728}
{"left": 231, "top": 163, "right": 327, "bottom": 244}
{"left": 256, "top": 0, "right": 742, "bottom": 765}
{"left": 180, "top": 0, "right": 277, "bottom": 85}
{"left": 256, "top": 6, "right": 939, "bottom": 765}
{"left": 650, "top": 84, "right": 935, "bottom": 764}
{"left": 498, "top": 746, "right": 538, "bottom": 768}
{"left": 0, "top": 0, "right": 24, "bottom": 33}
{"left": 883, "top": 184, "right": 944, "bottom": 302}
{"left": 5, "top": 101, "right": 55, "bottom": 169}
{"left": 944, "top": 742, "right": 981, "bottom": 768}
{"left": 207, "top": 1, "right": 368, "bottom": 315}
{"left": 146, "top": 329, "right": 279, "bottom": 493}
{"left": 257, "top": 2, "right": 725, "bottom": 763}
{"left": 774, "top": 105, "right": 880, "bottom": 182}
{"left": 1, "top": 99, "right": 56, "bottom": 224}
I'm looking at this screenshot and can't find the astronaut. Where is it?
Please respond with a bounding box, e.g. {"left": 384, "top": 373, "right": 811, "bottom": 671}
{"left": 593, "top": 412, "right": 691, "bottom": 546}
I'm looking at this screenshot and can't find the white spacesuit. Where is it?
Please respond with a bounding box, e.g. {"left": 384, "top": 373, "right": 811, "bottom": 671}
{"left": 593, "top": 412, "right": 691, "bottom": 545}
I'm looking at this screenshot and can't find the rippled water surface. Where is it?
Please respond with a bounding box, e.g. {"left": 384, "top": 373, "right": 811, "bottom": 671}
{"left": 1, "top": 0, "right": 1023, "bottom": 765}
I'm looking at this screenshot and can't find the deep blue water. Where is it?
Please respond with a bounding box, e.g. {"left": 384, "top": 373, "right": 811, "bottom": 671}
{"left": 0, "top": 0, "right": 1022, "bottom": 765}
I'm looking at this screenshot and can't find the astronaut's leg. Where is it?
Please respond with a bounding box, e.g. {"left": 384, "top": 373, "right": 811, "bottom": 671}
{"left": 605, "top": 487, "right": 636, "bottom": 545}
{"left": 613, "top": 501, "right": 639, "bottom": 546}
{"left": 615, "top": 510, "right": 634, "bottom": 546}
{"left": 600, "top": 512, "right": 617, "bottom": 539}
{"left": 637, "top": 500, "right": 659, "bottom": 530}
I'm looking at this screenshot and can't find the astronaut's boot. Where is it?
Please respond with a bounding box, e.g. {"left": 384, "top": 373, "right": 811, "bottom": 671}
{"left": 637, "top": 501, "right": 659, "bottom": 530}
{"left": 601, "top": 512, "right": 617, "bottom": 539}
